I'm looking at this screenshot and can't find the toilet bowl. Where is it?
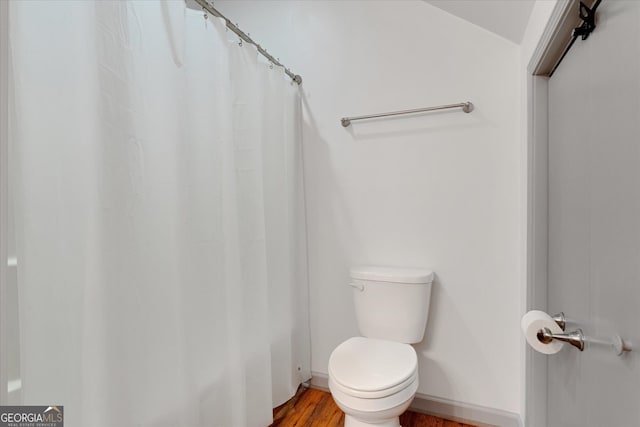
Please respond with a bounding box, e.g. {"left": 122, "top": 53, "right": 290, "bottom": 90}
{"left": 328, "top": 266, "right": 434, "bottom": 427}
{"left": 329, "top": 337, "right": 419, "bottom": 427}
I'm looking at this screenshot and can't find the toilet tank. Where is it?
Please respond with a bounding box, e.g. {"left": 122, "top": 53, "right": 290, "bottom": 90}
{"left": 350, "top": 266, "right": 434, "bottom": 344}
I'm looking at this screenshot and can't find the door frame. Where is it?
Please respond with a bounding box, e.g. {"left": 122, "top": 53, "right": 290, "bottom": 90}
{"left": 0, "top": 0, "right": 9, "bottom": 405}
{"left": 524, "top": 0, "right": 592, "bottom": 425}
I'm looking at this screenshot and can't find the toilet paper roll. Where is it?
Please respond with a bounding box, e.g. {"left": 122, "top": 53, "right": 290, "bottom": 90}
{"left": 521, "top": 310, "right": 564, "bottom": 355}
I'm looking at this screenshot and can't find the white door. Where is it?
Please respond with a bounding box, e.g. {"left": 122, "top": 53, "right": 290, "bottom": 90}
{"left": 547, "top": 1, "right": 640, "bottom": 426}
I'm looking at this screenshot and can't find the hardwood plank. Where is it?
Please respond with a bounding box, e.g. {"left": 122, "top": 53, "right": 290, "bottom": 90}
{"left": 271, "top": 387, "right": 476, "bottom": 427}
{"left": 277, "top": 388, "right": 324, "bottom": 427}
{"left": 307, "top": 391, "right": 336, "bottom": 427}
{"left": 273, "top": 386, "right": 308, "bottom": 425}
{"left": 400, "top": 410, "right": 444, "bottom": 427}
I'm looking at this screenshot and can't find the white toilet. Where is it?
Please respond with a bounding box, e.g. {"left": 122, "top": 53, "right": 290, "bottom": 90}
{"left": 328, "top": 266, "right": 434, "bottom": 427}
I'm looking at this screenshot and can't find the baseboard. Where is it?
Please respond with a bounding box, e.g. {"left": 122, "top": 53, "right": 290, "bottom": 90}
{"left": 310, "top": 371, "right": 522, "bottom": 427}
{"left": 309, "top": 371, "right": 330, "bottom": 391}
{"left": 410, "top": 392, "right": 522, "bottom": 427}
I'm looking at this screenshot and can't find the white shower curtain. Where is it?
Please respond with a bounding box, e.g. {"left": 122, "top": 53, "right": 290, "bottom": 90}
{"left": 9, "top": 1, "right": 310, "bottom": 426}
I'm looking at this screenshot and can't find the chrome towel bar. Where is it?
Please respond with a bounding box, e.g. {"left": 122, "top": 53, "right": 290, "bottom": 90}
{"left": 340, "top": 101, "right": 473, "bottom": 127}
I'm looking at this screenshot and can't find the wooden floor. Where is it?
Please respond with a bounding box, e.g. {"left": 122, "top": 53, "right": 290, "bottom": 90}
{"left": 271, "top": 387, "right": 476, "bottom": 427}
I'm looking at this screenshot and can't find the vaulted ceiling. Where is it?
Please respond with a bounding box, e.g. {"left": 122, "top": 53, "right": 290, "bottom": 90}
{"left": 423, "top": 0, "right": 536, "bottom": 44}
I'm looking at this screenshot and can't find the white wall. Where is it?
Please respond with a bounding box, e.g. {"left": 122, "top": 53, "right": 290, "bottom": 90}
{"left": 217, "top": 0, "right": 522, "bottom": 415}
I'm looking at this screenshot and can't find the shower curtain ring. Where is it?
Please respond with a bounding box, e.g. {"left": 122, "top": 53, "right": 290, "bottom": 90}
{"left": 203, "top": 8, "right": 208, "bottom": 20}
{"left": 238, "top": 38, "right": 243, "bottom": 47}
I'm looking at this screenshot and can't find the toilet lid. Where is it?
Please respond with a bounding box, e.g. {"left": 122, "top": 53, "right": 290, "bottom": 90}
{"left": 329, "top": 337, "right": 417, "bottom": 393}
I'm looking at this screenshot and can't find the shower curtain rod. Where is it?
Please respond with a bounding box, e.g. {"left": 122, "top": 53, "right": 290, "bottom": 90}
{"left": 193, "top": 0, "right": 303, "bottom": 85}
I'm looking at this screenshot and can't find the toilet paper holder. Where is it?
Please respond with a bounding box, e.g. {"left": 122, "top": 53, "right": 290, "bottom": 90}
{"left": 537, "top": 327, "right": 585, "bottom": 351}
{"left": 536, "top": 312, "right": 584, "bottom": 351}
{"left": 537, "top": 312, "right": 632, "bottom": 355}
{"left": 551, "top": 312, "right": 566, "bottom": 331}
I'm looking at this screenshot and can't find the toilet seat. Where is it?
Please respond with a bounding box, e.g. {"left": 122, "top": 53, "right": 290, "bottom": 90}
{"left": 329, "top": 373, "right": 418, "bottom": 415}
{"left": 328, "top": 337, "right": 418, "bottom": 399}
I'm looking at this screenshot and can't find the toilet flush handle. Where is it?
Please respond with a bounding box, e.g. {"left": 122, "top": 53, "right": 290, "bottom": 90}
{"left": 349, "top": 282, "right": 364, "bottom": 291}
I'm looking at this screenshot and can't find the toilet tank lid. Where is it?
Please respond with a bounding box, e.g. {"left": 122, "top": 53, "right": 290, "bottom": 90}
{"left": 350, "top": 266, "right": 434, "bottom": 284}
